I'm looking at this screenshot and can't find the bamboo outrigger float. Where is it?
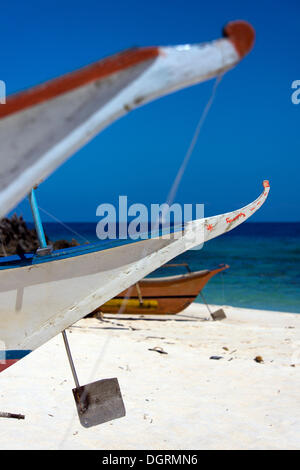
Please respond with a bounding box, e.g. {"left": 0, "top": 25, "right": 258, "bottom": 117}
{"left": 0, "top": 20, "right": 269, "bottom": 426}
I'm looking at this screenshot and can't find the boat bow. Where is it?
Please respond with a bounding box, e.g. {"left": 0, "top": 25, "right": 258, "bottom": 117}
{"left": 0, "top": 180, "right": 269, "bottom": 364}
{"left": 0, "top": 21, "right": 254, "bottom": 218}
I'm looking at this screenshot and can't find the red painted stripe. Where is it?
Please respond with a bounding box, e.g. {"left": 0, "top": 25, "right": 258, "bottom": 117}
{"left": 0, "top": 359, "right": 18, "bottom": 372}
{"left": 0, "top": 47, "right": 160, "bottom": 119}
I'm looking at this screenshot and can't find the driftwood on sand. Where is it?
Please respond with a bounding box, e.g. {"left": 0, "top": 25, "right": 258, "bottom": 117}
{"left": 0, "top": 214, "right": 79, "bottom": 256}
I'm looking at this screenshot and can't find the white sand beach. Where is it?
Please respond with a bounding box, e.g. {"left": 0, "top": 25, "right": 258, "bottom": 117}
{"left": 0, "top": 303, "right": 299, "bottom": 450}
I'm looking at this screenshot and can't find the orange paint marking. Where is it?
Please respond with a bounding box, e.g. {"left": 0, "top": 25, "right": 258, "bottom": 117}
{"left": 226, "top": 212, "right": 246, "bottom": 224}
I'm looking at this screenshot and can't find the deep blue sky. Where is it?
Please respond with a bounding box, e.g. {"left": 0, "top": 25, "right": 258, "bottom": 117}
{"left": 2, "top": 0, "right": 300, "bottom": 222}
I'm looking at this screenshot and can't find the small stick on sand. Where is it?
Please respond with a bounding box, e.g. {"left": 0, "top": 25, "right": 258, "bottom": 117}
{"left": 0, "top": 411, "right": 25, "bottom": 420}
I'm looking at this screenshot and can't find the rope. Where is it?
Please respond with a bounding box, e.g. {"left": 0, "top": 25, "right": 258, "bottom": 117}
{"left": 154, "top": 75, "right": 223, "bottom": 229}
{"left": 37, "top": 205, "right": 91, "bottom": 244}
{"left": 166, "top": 74, "right": 223, "bottom": 208}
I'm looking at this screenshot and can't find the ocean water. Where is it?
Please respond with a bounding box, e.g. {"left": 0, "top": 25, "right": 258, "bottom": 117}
{"left": 40, "top": 222, "right": 300, "bottom": 314}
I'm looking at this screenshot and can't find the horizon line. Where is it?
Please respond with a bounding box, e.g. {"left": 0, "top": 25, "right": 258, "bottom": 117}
{"left": 22, "top": 220, "right": 300, "bottom": 224}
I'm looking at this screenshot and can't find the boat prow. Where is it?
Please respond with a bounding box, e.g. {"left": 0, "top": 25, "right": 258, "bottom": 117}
{"left": 0, "top": 181, "right": 269, "bottom": 372}
{"left": 0, "top": 21, "right": 255, "bottom": 219}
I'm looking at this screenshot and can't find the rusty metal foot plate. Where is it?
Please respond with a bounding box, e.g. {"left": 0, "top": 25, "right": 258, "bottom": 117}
{"left": 72, "top": 377, "right": 126, "bottom": 428}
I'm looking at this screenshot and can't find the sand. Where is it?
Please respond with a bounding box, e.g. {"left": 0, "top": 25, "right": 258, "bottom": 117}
{"left": 0, "top": 303, "right": 299, "bottom": 450}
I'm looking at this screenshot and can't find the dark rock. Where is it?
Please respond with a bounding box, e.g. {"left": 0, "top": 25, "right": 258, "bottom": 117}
{"left": 53, "top": 238, "right": 79, "bottom": 250}
{"left": 0, "top": 215, "right": 79, "bottom": 256}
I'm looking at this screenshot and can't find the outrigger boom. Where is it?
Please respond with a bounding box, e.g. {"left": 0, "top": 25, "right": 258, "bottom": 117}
{"left": 0, "top": 20, "right": 255, "bottom": 219}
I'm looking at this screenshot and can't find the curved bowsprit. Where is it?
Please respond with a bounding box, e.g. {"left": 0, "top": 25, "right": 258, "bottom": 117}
{"left": 156, "top": 180, "right": 270, "bottom": 253}
{"left": 203, "top": 180, "right": 270, "bottom": 242}
{"left": 0, "top": 21, "right": 255, "bottom": 218}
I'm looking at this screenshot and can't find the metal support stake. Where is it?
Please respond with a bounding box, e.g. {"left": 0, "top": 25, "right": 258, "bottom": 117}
{"left": 62, "top": 330, "right": 80, "bottom": 388}
{"left": 199, "top": 291, "right": 212, "bottom": 317}
{"left": 200, "top": 291, "right": 226, "bottom": 321}
{"left": 135, "top": 282, "right": 144, "bottom": 306}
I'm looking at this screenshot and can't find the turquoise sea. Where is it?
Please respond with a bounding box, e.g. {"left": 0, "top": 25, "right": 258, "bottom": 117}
{"left": 41, "top": 222, "right": 300, "bottom": 314}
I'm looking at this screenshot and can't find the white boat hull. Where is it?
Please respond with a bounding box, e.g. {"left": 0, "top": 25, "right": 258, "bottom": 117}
{"left": 0, "top": 181, "right": 269, "bottom": 370}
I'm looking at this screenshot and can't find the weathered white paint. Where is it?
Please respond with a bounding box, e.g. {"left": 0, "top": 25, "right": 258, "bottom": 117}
{"left": 0, "top": 38, "right": 240, "bottom": 218}
{"left": 0, "top": 182, "right": 269, "bottom": 353}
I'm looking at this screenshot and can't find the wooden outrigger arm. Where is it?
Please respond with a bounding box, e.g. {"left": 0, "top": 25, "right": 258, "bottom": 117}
{"left": 0, "top": 20, "right": 255, "bottom": 219}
